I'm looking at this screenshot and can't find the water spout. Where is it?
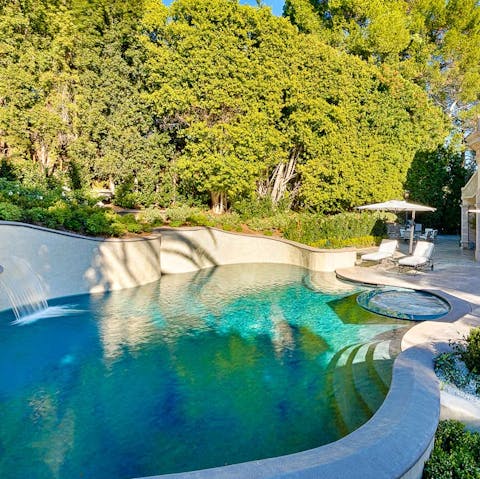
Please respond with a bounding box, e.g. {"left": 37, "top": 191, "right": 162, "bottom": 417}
{"left": 0, "top": 257, "right": 48, "bottom": 322}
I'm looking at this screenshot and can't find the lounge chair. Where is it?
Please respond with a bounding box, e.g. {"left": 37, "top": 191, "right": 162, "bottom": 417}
{"left": 418, "top": 228, "right": 438, "bottom": 242}
{"left": 361, "top": 239, "right": 398, "bottom": 262}
{"left": 398, "top": 241, "right": 434, "bottom": 270}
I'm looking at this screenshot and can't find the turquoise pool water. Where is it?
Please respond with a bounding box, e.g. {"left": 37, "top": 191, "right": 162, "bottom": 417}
{"left": 0, "top": 264, "right": 409, "bottom": 479}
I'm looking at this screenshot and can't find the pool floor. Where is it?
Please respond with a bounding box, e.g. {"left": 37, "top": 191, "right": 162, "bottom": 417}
{"left": 0, "top": 264, "right": 410, "bottom": 478}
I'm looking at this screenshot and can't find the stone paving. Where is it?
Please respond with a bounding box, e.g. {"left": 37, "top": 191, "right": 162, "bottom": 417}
{"left": 338, "top": 235, "right": 480, "bottom": 314}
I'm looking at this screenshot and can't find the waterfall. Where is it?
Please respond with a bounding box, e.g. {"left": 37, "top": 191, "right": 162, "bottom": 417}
{"left": 0, "top": 256, "right": 48, "bottom": 321}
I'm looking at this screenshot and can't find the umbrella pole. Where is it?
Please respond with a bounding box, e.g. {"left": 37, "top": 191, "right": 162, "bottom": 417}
{"left": 409, "top": 211, "right": 416, "bottom": 255}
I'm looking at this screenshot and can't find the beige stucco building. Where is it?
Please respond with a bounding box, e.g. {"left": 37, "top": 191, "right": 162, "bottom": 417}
{"left": 461, "top": 117, "right": 480, "bottom": 260}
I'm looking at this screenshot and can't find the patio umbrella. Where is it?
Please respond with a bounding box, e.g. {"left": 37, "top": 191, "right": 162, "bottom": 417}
{"left": 356, "top": 200, "right": 436, "bottom": 254}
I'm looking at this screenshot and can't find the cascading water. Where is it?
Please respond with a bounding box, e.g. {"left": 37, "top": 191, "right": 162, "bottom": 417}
{"left": 0, "top": 256, "right": 48, "bottom": 322}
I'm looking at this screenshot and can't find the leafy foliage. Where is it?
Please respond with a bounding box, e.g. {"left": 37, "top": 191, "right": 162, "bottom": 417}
{"left": 0, "top": 0, "right": 469, "bottom": 229}
{"left": 405, "top": 145, "right": 475, "bottom": 233}
{"left": 423, "top": 420, "right": 480, "bottom": 479}
{"left": 456, "top": 328, "right": 480, "bottom": 376}
{"left": 285, "top": 0, "right": 480, "bottom": 120}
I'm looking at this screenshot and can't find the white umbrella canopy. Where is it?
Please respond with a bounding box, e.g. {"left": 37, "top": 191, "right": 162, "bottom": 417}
{"left": 356, "top": 200, "right": 436, "bottom": 254}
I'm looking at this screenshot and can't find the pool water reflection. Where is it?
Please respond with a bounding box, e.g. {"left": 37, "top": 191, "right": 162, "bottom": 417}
{"left": 0, "top": 264, "right": 410, "bottom": 479}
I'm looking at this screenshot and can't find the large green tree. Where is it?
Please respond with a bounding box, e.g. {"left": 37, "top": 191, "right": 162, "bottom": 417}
{"left": 405, "top": 145, "right": 474, "bottom": 233}
{"left": 0, "top": 0, "right": 452, "bottom": 214}
{"left": 284, "top": 0, "right": 480, "bottom": 121}
{"left": 143, "top": 0, "right": 447, "bottom": 212}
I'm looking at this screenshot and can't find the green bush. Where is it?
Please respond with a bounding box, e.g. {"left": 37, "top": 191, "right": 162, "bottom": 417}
{"left": 460, "top": 328, "right": 480, "bottom": 375}
{"left": 214, "top": 212, "right": 243, "bottom": 232}
{"left": 281, "top": 211, "right": 389, "bottom": 245}
{"left": 232, "top": 197, "right": 278, "bottom": 219}
{"left": 310, "top": 235, "right": 379, "bottom": 249}
{"left": 0, "top": 202, "right": 24, "bottom": 221}
{"left": 434, "top": 352, "right": 469, "bottom": 388}
{"left": 115, "top": 213, "right": 148, "bottom": 234}
{"left": 85, "top": 211, "right": 114, "bottom": 235}
{"left": 164, "top": 205, "right": 201, "bottom": 225}
{"left": 423, "top": 420, "right": 480, "bottom": 479}
{"left": 137, "top": 207, "right": 165, "bottom": 226}
{"left": 186, "top": 211, "right": 216, "bottom": 227}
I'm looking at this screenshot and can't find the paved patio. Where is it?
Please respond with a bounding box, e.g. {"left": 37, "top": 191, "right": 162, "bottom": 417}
{"left": 339, "top": 235, "right": 480, "bottom": 311}
{"left": 337, "top": 235, "right": 480, "bottom": 351}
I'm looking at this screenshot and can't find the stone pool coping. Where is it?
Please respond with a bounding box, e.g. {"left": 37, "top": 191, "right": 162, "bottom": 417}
{"left": 137, "top": 345, "right": 439, "bottom": 479}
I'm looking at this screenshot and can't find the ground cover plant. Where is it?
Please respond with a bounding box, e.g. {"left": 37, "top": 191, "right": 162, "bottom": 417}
{"left": 434, "top": 327, "right": 480, "bottom": 396}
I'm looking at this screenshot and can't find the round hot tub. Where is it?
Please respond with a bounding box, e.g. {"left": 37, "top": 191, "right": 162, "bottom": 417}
{"left": 356, "top": 287, "right": 450, "bottom": 321}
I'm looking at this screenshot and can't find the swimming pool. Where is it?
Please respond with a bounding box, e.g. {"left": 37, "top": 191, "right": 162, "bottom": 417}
{"left": 0, "top": 264, "right": 410, "bottom": 479}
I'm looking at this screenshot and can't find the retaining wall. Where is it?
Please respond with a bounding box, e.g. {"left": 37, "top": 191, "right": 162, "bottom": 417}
{"left": 158, "top": 227, "right": 356, "bottom": 274}
{"left": 0, "top": 222, "right": 162, "bottom": 312}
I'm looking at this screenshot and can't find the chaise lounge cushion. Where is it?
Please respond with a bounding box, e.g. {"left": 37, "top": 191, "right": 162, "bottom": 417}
{"left": 397, "top": 241, "right": 434, "bottom": 268}
{"left": 361, "top": 239, "right": 398, "bottom": 262}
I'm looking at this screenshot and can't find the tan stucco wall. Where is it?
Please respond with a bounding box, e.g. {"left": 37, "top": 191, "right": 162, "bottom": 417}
{"left": 0, "top": 222, "right": 162, "bottom": 312}
{"left": 0, "top": 223, "right": 357, "bottom": 313}
{"left": 158, "top": 227, "right": 357, "bottom": 274}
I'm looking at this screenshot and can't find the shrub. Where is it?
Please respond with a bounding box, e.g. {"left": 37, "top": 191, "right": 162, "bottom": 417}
{"left": 232, "top": 197, "right": 277, "bottom": 219}
{"left": 24, "top": 207, "right": 52, "bottom": 225}
{"left": 460, "top": 328, "right": 480, "bottom": 375}
{"left": 310, "top": 235, "right": 379, "bottom": 249}
{"left": 281, "top": 212, "right": 389, "bottom": 246}
{"left": 214, "top": 212, "right": 243, "bottom": 232}
{"left": 137, "top": 207, "right": 165, "bottom": 226}
{"left": 423, "top": 420, "right": 480, "bottom": 478}
{"left": 85, "top": 211, "right": 114, "bottom": 236}
{"left": 0, "top": 202, "right": 24, "bottom": 221}
{"left": 164, "top": 205, "right": 201, "bottom": 225}
{"left": 186, "top": 211, "right": 216, "bottom": 227}
{"left": 115, "top": 213, "right": 147, "bottom": 234}
{"left": 434, "top": 352, "right": 468, "bottom": 388}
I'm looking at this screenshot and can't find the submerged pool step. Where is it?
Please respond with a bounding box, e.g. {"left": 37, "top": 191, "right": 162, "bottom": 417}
{"left": 326, "top": 340, "right": 395, "bottom": 437}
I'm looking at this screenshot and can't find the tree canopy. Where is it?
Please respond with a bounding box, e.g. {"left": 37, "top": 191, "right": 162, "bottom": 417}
{"left": 0, "top": 0, "right": 469, "bottom": 217}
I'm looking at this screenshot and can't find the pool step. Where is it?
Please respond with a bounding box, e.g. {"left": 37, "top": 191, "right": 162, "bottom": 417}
{"left": 326, "top": 340, "right": 395, "bottom": 437}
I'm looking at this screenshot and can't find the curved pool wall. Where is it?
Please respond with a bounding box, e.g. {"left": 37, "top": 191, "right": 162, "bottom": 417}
{"left": 0, "top": 222, "right": 357, "bottom": 312}
{"left": 138, "top": 345, "right": 440, "bottom": 479}
{"left": 0, "top": 222, "right": 162, "bottom": 312}
{"left": 0, "top": 222, "right": 441, "bottom": 479}
{"left": 157, "top": 227, "right": 357, "bottom": 274}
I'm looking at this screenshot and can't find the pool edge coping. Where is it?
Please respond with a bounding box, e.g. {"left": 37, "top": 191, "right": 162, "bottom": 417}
{"left": 135, "top": 345, "right": 439, "bottom": 479}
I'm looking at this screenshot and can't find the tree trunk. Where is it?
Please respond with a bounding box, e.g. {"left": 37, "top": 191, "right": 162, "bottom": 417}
{"left": 211, "top": 191, "right": 227, "bottom": 214}
{"left": 269, "top": 147, "right": 301, "bottom": 205}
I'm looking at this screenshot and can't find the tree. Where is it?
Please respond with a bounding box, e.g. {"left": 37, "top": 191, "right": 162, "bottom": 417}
{"left": 284, "top": 0, "right": 480, "bottom": 121}
{"left": 142, "top": 0, "right": 293, "bottom": 212}
{"left": 405, "top": 145, "right": 474, "bottom": 233}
